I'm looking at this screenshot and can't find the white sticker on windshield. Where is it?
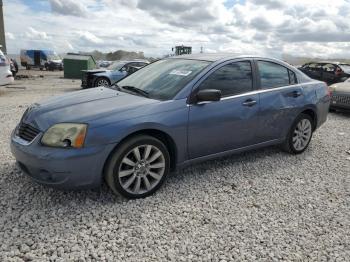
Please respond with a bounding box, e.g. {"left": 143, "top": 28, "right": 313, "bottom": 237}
{"left": 169, "top": 70, "right": 192, "bottom": 76}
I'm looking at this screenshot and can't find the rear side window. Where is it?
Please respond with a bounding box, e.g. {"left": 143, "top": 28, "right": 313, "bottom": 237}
{"left": 288, "top": 70, "right": 297, "bottom": 84}
{"left": 199, "top": 61, "right": 253, "bottom": 97}
{"left": 258, "top": 61, "right": 293, "bottom": 89}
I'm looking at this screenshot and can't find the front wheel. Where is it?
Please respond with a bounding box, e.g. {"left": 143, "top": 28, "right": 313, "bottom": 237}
{"left": 282, "top": 114, "right": 314, "bottom": 154}
{"left": 105, "top": 135, "right": 170, "bottom": 198}
{"left": 94, "top": 77, "right": 110, "bottom": 87}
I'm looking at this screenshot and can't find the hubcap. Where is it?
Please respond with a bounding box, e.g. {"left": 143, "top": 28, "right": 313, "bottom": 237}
{"left": 97, "top": 79, "right": 109, "bottom": 87}
{"left": 293, "top": 119, "right": 312, "bottom": 151}
{"left": 118, "top": 145, "right": 165, "bottom": 195}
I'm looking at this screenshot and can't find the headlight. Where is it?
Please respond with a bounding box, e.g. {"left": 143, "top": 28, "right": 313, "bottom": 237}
{"left": 41, "top": 123, "right": 87, "bottom": 148}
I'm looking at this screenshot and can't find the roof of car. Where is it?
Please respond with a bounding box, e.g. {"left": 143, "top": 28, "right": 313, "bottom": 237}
{"left": 112, "top": 60, "right": 149, "bottom": 64}
{"left": 170, "top": 53, "right": 271, "bottom": 62}
{"left": 307, "top": 61, "right": 350, "bottom": 65}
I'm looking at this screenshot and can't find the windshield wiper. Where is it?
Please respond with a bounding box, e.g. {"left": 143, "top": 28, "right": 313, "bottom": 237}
{"left": 121, "top": 86, "right": 149, "bottom": 98}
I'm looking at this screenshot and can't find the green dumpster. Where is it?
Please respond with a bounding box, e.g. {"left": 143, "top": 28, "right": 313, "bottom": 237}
{"left": 63, "top": 53, "right": 96, "bottom": 79}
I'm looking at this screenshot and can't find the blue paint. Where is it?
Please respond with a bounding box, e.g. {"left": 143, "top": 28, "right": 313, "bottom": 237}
{"left": 11, "top": 54, "right": 330, "bottom": 191}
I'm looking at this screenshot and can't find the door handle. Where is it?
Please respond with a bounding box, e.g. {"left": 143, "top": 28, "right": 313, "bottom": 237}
{"left": 242, "top": 99, "right": 257, "bottom": 107}
{"left": 290, "top": 90, "right": 302, "bottom": 98}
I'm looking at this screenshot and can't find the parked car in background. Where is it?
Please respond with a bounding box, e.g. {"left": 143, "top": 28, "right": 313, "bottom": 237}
{"left": 299, "top": 62, "right": 350, "bottom": 85}
{"left": 20, "top": 49, "right": 63, "bottom": 71}
{"left": 329, "top": 78, "right": 350, "bottom": 111}
{"left": 0, "top": 49, "right": 14, "bottom": 85}
{"left": 81, "top": 60, "right": 149, "bottom": 88}
{"left": 11, "top": 54, "right": 330, "bottom": 198}
{"left": 98, "top": 60, "right": 112, "bottom": 68}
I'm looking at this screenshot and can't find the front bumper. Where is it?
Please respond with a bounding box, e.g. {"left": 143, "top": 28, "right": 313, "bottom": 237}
{"left": 10, "top": 131, "right": 116, "bottom": 190}
{"left": 81, "top": 80, "right": 93, "bottom": 89}
{"left": 48, "top": 63, "right": 63, "bottom": 70}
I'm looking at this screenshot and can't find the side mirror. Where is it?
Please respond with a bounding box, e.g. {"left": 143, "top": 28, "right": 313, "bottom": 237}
{"left": 196, "top": 89, "right": 221, "bottom": 103}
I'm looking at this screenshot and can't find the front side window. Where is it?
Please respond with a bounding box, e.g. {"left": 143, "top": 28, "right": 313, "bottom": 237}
{"left": 198, "top": 61, "right": 253, "bottom": 97}
{"left": 117, "top": 59, "right": 210, "bottom": 100}
{"left": 258, "top": 61, "right": 291, "bottom": 89}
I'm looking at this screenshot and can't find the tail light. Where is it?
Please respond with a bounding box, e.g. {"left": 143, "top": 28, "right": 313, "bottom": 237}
{"left": 326, "top": 84, "right": 332, "bottom": 97}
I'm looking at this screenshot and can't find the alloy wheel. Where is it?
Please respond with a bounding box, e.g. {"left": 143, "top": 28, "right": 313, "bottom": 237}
{"left": 97, "top": 79, "right": 109, "bottom": 87}
{"left": 118, "top": 145, "right": 166, "bottom": 195}
{"left": 292, "top": 119, "right": 312, "bottom": 151}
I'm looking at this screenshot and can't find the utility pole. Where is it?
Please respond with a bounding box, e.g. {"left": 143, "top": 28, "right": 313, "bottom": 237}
{"left": 0, "top": 0, "right": 6, "bottom": 54}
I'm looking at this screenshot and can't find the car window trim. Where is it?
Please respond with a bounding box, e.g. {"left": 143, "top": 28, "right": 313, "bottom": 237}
{"left": 221, "top": 83, "right": 305, "bottom": 101}
{"left": 254, "top": 59, "right": 299, "bottom": 90}
{"left": 187, "top": 58, "right": 257, "bottom": 104}
{"left": 186, "top": 83, "right": 306, "bottom": 106}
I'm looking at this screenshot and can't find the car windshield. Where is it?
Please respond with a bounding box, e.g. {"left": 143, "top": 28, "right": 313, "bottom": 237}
{"left": 339, "top": 64, "right": 350, "bottom": 73}
{"left": 116, "top": 59, "right": 210, "bottom": 100}
{"left": 108, "top": 61, "right": 126, "bottom": 71}
{"left": 49, "top": 54, "right": 61, "bottom": 60}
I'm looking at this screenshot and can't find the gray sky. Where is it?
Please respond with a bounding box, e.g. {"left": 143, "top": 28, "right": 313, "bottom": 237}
{"left": 4, "top": 0, "right": 350, "bottom": 58}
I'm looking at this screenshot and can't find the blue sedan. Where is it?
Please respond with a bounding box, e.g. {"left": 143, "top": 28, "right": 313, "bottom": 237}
{"left": 81, "top": 60, "right": 149, "bottom": 88}
{"left": 11, "top": 54, "right": 330, "bottom": 198}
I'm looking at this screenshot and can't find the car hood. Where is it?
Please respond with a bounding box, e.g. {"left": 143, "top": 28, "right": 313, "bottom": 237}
{"left": 22, "top": 87, "right": 159, "bottom": 131}
{"left": 82, "top": 69, "right": 109, "bottom": 74}
{"left": 330, "top": 82, "right": 350, "bottom": 93}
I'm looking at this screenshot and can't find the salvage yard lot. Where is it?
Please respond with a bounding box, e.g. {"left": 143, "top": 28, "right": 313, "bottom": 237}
{"left": 0, "top": 70, "right": 349, "bottom": 261}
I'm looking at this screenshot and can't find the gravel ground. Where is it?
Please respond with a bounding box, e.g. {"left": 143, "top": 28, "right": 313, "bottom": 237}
{"left": 0, "top": 70, "right": 349, "bottom": 261}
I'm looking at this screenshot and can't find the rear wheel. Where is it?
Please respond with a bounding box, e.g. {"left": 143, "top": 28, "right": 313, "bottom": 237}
{"left": 282, "top": 114, "right": 314, "bottom": 154}
{"left": 94, "top": 77, "right": 110, "bottom": 87}
{"left": 105, "top": 135, "right": 170, "bottom": 198}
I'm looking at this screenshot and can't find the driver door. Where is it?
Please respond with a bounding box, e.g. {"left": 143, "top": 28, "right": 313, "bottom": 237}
{"left": 187, "top": 60, "right": 260, "bottom": 159}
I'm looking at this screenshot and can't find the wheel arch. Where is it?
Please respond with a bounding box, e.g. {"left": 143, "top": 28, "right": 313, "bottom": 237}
{"left": 300, "top": 108, "right": 317, "bottom": 130}
{"left": 94, "top": 76, "right": 111, "bottom": 87}
{"left": 103, "top": 128, "right": 178, "bottom": 173}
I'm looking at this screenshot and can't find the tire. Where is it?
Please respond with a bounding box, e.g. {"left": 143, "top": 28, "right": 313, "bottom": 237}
{"left": 105, "top": 135, "right": 170, "bottom": 198}
{"left": 282, "top": 113, "right": 314, "bottom": 154}
{"left": 94, "top": 77, "right": 110, "bottom": 87}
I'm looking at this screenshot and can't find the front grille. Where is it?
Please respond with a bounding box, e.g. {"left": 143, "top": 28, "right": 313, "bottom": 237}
{"left": 18, "top": 123, "right": 40, "bottom": 142}
{"left": 332, "top": 95, "right": 350, "bottom": 105}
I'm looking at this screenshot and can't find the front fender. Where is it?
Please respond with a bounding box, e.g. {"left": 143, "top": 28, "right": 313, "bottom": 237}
{"left": 85, "top": 99, "right": 189, "bottom": 164}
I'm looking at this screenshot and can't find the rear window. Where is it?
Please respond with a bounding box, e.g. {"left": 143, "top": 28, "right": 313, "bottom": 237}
{"left": 258, "top": 61, "right": 290, "bottom": 89}
{"left": 339, "top": 64, "right": 350, "bottom": 73}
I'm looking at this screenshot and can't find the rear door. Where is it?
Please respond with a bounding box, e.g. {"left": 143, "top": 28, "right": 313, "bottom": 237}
{"left": 187, "top": 60, "right": 260, "bottom": 159}
{"left": 255, "top": 60, "right": 304, "bottom": 142}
